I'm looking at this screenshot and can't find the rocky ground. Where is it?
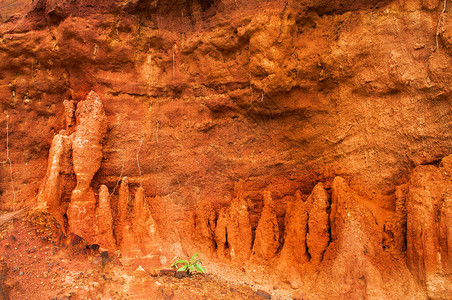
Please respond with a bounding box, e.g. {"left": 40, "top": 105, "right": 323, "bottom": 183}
{"left": 0, "top": 210, "right": 287, "bottom": 300}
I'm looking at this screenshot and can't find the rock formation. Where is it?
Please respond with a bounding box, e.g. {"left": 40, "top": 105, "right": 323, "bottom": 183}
{"left": 36, "top": 133, "right": 72, "bottom": 229}
{"left": 66, "top": 91, "right": 106, "bottom": 244}
{"left": 214, "top": 207, "right": 229, "bottom": 261}
{"left": 3, "top": 0, "right": 452, "bottom": 298}
{"left": 279, "top": 190, "right": 310, "bottom": 267}
{"left": 192, "top": 203, "right": 216, "bottom": 257}
{"left": 304, "top": 176, "right": 425, "bottom": 299}
{"left": 36, "top": 92, "right": 162, "bottom": 264}
{"left": 131, "top": 187, "right": 158, "bottom": 255}
{"left": 402, "top": 156, "right": 452, "bottom": 299}
{"left": 440, "top": 189, "right": 452, "bottom": 275}
{"left": 278, "top": 182, "right": 330, "bottom": 280}
{"left": 213, "top": 187, "right": 253, "bottom": 263}
{"left": 225, "top": 189, "right": 253, "bottom": 262}
{"left": 306, "top": 183, "right": 330, "bottom": 264}
{"left": 252, "top": 191, "right": 279, "bottom": 260}
{"left": 96, "top": 185, "right": 116, "bottom": 251}
{"left": 115, "top": 177, "right": 130, "bottom": 247}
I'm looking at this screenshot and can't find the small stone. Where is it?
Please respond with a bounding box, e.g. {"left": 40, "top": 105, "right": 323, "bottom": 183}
{"left": 159, "top": 269, "right": 175, "bottom": 276}
{"left": 414, "top": 43, "right": 425, "bottom": 50}
{"left": 92, "top": 255, "right": 103, "bottom": 265}
{"left": 100, "top": 251, "right": 109, "bottom": 266}
{"left": 175, "top": 271, "right": 188, "bottom": 279}
{"left": 256, "top": 289, "right": 271, "bottom": 299}
{"left": 133, "top": 266, "right": 148, "bottom": 278}
{"left": 90, "top": 244, "right": 100, "bottom": 252}
{"left": 48, "top": 263, "right": 53, "bottom": 267}
{"left": 19, "top": 271, "right": 24, "bottom": 276}
{"left": 149, "top": 269, "right": 159, "bottom": 277}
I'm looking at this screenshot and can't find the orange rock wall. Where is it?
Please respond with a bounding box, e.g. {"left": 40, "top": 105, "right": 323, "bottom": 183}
{"left": 1, "top": 0, "right": 452, "bottom": 298}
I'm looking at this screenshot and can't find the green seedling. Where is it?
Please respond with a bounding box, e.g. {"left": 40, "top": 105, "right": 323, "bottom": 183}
{"left": 171, "top": 252, "right": 207, "bottom": 275}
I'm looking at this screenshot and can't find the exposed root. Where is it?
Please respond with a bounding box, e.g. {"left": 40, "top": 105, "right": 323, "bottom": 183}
{"left": 137, "top": 137, "right": 144, "bottom": 187}
{"left": 110, "top": 152, "right": 125, "bottom": 196}
{"left": 435, "top": 0, "right": 448, "bottom": 51}
{"left": 4, "top": 115, "right": 16, "bottom": 211}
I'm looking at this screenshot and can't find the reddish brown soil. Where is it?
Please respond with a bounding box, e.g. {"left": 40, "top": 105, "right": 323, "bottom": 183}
{"left": 0, "top": 211, "right": 285, "bottom": 300}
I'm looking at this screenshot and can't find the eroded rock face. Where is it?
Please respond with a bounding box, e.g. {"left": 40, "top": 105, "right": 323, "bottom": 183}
{"left": 96, "top": 185, "right": 116, "bottom": 251}
{"left": 306, "top": 177, "right": 425, "bottom": 299}
{"left": 4, "top": 0, "right": 452, "bottom": 298}
{"left": 3, "top": 0, "right": 452, "bottom": 217}
{"left": 277, "top": 183, "right": 330, "bottom": 287}
{"left": 213, "top": 187, "right": 253, "bottom": 263}
{"left": 403, "top": 157, "right": 452, "bottom": 299}
{"left": 67, "top": 91, "right": 107, "bottom": 244}
{"left": 36, "top": 93, "right": 162, "bottom": 263}
{"left": 227, "top": 191, "right": 253, "bottom": 262}
{"left": 279, "top": 190, "right": 309, "bottom": 267}
{"left": 214, "top": 207, "right": 229, "bottom": 261}
{"left": 252, "top": 191, "right": 279, "bottom": 260}
{"left": 115, "top": 177, "right": 130, "bottom": 248}
{"left": 36, "top": 133, "right": 73, "bottom": 229}
{"left": 191, "top": 203, "right": 216, "bottom": 257}
{"left": 131, "top": 187, "right": 158, "bottom": 255}
{"left": 70, "top": 91, "right": 106, "bottom": 194}
{"left": 440, "top": 189, "right": 452, "bottom": 275}
{"left": 306, "top": 183, "right": 330, "bottom": 264}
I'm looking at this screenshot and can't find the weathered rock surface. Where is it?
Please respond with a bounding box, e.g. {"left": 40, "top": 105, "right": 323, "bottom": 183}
{"left": 36, "top": 92, "right": 162, "bottom": 265}
{"left": 279, "top": 190, "right": 309, "bottom": 268}
{"left": 191, "top": 202, "right": 216, "bottom": 257}
{"left": 2, "top": 0, "right": 452, "bottom": 213}
{"left": 214, "top": 187, "right": 253, "bottom": 263}
{"left": 252, "top": 191, "right": 279, "bottom": 260}
{"left": 36, "top": 132, "right": 73, "bottom": 229}
{"left": 402, "top": 156, "right": 452, "bottom": 299}
{"left": 115, "top": 177, "right": 130, "bottom": 248}
{"left": 66, "top": 91, "right": 107, "bottom": 244}
{"left": 96, "top": 185, "right": 116, "bottom": 251}
{"left": 2, "top": 0, "right": 452, "bottom": 298}
{"left": 131, "top": 186, "right": 158, "bottom": 255}
{"left": 304, "top": 177, "right": 426, "bottom": 299}
{"left": 214, "top": 207, "right": 229, "bottom": 261}
{"left": 306, "top": 183, "right": 330, "bottom": 264}
{"left": 278, "top": 182, "right": 329, "bottom": 272}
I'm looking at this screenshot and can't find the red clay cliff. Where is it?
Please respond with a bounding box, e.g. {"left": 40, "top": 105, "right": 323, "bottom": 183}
{"left": 1, "top": 0, "right": 452, "bottom": 298}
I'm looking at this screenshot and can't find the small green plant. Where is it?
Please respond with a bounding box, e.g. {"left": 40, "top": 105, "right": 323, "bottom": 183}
{"left": 171, "top": 252, "right": 207, "bottom": 275}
